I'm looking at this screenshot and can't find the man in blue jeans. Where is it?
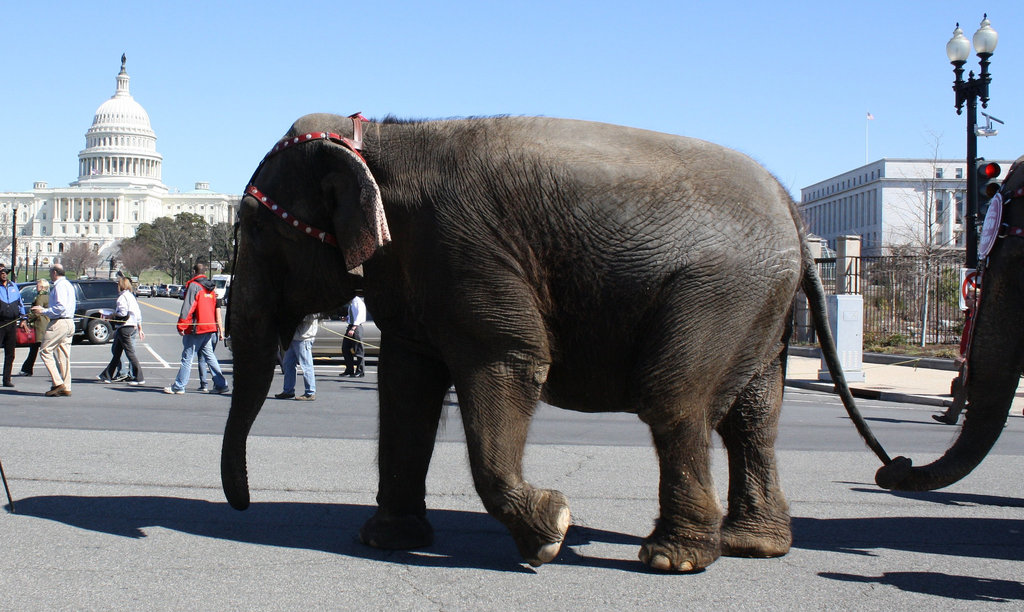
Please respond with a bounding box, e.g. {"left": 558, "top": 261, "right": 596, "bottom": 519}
{"left": 275, "top": 314, "right": 318, "bottom": 401}
{"left": 164, "top": 263, "right": 228, "bottom": 395}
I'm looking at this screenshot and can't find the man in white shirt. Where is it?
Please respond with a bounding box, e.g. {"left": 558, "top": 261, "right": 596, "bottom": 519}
{"left": 33, "top": 264, "right": 76, "bottom": 397}
{"left": 343, "top": 295, "right": 367, "bottom": 377}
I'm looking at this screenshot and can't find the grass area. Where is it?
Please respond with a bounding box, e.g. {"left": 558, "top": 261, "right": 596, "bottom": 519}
{"left": 795, "top": 341, "right": 959, "bottom": 359}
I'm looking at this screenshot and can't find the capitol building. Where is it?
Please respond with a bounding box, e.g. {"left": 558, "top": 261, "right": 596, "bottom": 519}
{"left": 0, "top": 56, "right": 238, "bottom": 271}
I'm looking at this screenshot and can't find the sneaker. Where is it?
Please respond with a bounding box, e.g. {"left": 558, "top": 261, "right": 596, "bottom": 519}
{"left": 18, "top": 371, "right": 31, "bottom": 377}
{"left": 198, "top": 386, "right": 210, "bottom": 393}
{"left": 127, "top": 380, "right": 145, "bottom": 386}
{"left": 274, "top": 391, "right": 295, "bottom": 400}
{"left": 97, "top": 374, "right": 112, "bottom": 384}
{"left": 112, "top": 374, "right": 131, "bottom": 383}
{"left": 295, "top": 393, "right": 316, "bottom": 401}
{"left": 163, "top": 387, "right": 185, "bottom": 395}
{"left": 212, "top": 386, "right": 230, "bottom": 395}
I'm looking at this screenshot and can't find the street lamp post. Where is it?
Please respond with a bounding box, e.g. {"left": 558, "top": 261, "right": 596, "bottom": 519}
{"left": 947, "top": 14, "right": 999, "bottom": 269}
{"left": 209, "top": 245, "right": 213, "bottom": 272}
{"left": 11, "top": 203, "right": 18, "bottom": 281}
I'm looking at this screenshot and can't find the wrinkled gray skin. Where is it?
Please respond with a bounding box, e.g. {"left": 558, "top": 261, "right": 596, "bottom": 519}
{"left": 222, "top": 114, "right": 852, "bottom": 572}
{"left": 877, "top": 154, "right": 1024, "bottom": 491}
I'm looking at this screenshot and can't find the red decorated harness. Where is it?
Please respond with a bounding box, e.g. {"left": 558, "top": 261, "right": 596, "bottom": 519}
{"left": 245, "top": 113, "right": 369, "bottom": 249}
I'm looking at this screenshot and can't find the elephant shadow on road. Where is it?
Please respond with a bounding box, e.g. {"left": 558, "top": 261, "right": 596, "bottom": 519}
{"left": 8, "top": 495, "right": 643, "bottom": 573}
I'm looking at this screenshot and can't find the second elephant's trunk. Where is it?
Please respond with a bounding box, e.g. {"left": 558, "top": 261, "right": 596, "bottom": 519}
{"left": 875, "top": 242, "right": 1024, "bottom": 491}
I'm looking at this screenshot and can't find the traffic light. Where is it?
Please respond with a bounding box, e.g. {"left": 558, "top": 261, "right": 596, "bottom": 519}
{"left": 976, "top": 159, "right": 1002, "bottom": 201}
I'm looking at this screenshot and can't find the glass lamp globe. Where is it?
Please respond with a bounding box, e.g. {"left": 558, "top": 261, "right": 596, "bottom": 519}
{"left": 973, "top": 15, "right": 998, "bottom": 55}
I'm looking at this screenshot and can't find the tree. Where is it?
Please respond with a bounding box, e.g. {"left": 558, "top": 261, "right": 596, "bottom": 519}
{"left": 116, "top": 240, "right": 154, "bottom": 278}
{"left": 209, "top": 222, "right": 234, "bottom": 272}
{"left": 131, "top": 213, "right": 210, "bottom": 281}
{"left": 61, "top": 242, "right": 101, "bottom": 277}
{"left": 888, "top": 134, "right": 966, "bottom": 346}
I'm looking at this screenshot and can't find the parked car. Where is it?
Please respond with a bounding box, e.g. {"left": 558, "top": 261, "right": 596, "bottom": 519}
{"left": 166, "top": 284, "right": 182, "bottom": 298}
{"left": 19, "top": 278, "right": 119, "bottom": 344}
{"left": 136, "top": 284, "right": 153, "bottom": 297}
{"left": 154, "top": 284, "right": 169, "bottom": 297}
{"left": 224, "top": 301, "right": 380, "bottom": 359}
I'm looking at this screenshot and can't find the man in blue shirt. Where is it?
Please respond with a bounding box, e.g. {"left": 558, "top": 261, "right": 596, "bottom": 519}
{"left": 32, "top": 264, "right": 76, "bottom": 397}
{"left": 0, "top": 264, "right": 26, "bottom": 388}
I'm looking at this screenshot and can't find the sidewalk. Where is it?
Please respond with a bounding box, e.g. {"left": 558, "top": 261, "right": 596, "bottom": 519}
{"left": 786, "top": 350, "right": 1024, "bottom": 412}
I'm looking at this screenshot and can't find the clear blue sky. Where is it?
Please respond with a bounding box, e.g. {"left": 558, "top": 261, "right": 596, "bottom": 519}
{"left": 2, "top": 1, "right": 1021, "bottom": 199}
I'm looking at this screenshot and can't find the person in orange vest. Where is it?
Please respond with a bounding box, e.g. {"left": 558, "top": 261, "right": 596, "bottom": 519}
{"left": 164, "top": 263, "right": 229, "bottom": 395}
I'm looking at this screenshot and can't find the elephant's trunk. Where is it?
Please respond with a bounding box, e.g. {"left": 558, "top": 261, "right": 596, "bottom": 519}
{"left": 876, "top": 243, "right": 1024, "bottom": 491}
{"left": 220, "top": 260, "right": 282, "bottom": 510}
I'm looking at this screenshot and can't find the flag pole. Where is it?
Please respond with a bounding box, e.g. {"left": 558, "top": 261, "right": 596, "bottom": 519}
{"left": 865, "top": 112, "right": 874, "bottom": 164}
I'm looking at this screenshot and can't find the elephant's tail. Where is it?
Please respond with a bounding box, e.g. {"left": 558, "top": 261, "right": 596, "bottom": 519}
{"left": 801, "top": 253, "right": 893, "bottom": 467}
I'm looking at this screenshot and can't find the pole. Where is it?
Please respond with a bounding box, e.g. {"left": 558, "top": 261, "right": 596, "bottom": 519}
{"left": 965, "top": 94, "right": 979, "bottom": 269}
{"left": 11, "top": 208, "right": 17, "bottom": 278}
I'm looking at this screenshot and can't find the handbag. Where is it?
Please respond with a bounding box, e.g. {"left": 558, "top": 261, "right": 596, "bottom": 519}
{"left": 16, "top": 326, "right": 36, "bottom": 347}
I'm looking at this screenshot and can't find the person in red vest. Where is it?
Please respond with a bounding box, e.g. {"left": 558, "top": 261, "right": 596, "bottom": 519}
{"left": 164, "top": 263, "right": 229, "bottom": 395}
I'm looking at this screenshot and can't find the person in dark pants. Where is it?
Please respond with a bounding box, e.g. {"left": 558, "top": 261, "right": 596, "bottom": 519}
{"left": 19, "top": 278, "right": 49, "bottom": 377}
{"left": 342, "top": 295, "right": 366, "bottom": 377}
{"left": 97, "top": 277, "right": 145, "bottom": 385}
{"left": 0, "top": 265, "right": 27, "bottom": 388}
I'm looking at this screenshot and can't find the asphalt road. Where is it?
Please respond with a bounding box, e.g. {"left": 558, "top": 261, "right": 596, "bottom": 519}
{"left": 0, "top": 297, "right": 1021, "bottom": 609}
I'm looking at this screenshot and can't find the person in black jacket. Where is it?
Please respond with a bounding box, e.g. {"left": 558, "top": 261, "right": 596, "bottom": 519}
{"left": 0, "top": 265, "right": 26, "bottom": 388}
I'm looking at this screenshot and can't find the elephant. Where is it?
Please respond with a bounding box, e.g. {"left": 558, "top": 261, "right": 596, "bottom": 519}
{"left": 877, "top": 154, "right": 1024, "bottom": 491}
{"left": 220, "top": 113, "right": 879, "bottom": 572}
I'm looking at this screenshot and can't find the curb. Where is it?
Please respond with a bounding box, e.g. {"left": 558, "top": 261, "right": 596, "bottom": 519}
{"left": 785, "top": 380, "right": 953, "bottom": 408}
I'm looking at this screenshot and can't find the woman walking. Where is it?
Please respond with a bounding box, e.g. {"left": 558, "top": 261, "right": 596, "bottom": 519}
{"left": 98, "top": 277, "right": 145, "bottom": 385}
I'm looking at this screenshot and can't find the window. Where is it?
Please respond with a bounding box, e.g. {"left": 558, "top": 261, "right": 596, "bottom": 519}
{"left": 956, "top": 167, "right": 964, "bottom": 179}
{"left": 935, "top": 168, "right": 944, "bottom": 179}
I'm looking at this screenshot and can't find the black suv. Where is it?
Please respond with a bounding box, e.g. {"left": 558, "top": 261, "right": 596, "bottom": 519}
{"left": 19, "top": 279, "right": 120, "bottom": 344}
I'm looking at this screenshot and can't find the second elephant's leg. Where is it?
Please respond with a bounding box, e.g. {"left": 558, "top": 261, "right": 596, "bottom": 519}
{"left": 360, "top": 341, "right": 451, "bottom": 550}
{"left": 455, "top": 359, "right": 570, "bottom": 567}
{"left": 715, "top": 352, "right": 791, "bottom": 558}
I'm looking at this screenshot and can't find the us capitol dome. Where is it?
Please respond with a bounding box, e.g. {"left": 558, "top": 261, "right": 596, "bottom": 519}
{"left": 0, "top": 55, "right": 237, "bottom": 273}
{"left": 73, "top": 54, "right": 164, "bottom": 189}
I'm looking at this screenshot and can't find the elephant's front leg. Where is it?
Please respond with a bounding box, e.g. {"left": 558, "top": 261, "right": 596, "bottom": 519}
{"left": 456, "top": 359, "right": 571, "bottom": 567}
{"left": 360, "top": 343, "right": 451, "bottom": 550}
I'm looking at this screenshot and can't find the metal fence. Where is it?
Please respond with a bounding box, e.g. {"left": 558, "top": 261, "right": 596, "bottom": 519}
{"left": 799, "top": 254, "right": 965, "bottom": 346}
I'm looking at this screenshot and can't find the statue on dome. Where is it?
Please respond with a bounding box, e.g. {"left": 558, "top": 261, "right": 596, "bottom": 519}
{"left": 121, "top": 53, "right": 126, "bottom": 70}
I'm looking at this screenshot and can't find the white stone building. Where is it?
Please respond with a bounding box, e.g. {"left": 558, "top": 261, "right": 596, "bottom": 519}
{"left": 0, "top": 56, "right": 238, "bottom": 272}
{"left": 799, "top": 158, "right": 1011, "bottom": 256}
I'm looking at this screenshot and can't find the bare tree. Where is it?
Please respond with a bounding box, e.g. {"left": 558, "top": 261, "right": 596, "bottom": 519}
{"left": 116, "top": 241, "right": 154, "bottom": 278}
{"left": 61, "top": 242, "right": 101, "bottom": 277}
{"left": 889, "top": 133, "right": 966, "bottom": 346}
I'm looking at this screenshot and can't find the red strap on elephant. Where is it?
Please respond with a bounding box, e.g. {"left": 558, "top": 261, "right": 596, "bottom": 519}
{"left": 246, "top": 185, "right": 339, "bottom": 247}
{"left": 262, "top": 113, "right": 368, "bottom": 162}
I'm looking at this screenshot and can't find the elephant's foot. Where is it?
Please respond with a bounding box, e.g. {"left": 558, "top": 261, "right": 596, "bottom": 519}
{"left": 359, "top": 510, "right": 433, "bottom": 550}
{"left": 639, "top": 523, "right": 720, "bottom": 572}
{"left": 720, "top": 515, "right": 791, "bottom": 558}
{"left": 502, "top": 488, "right": 571, "bottom": 567}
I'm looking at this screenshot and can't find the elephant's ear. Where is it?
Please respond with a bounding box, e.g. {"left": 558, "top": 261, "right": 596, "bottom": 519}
{"left": 329, "top": 146, "right": 391, "bottom": 271}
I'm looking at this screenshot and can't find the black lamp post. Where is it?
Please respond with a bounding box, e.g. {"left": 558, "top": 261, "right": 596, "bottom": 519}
{"left": 208, "top": 245, "right": 213, "bottom": 272}
{"left": 947, "top": 15, "right": 999, "bottom": 269}
{"left": 11, "top": 203, "right": 18, "bottom": 280}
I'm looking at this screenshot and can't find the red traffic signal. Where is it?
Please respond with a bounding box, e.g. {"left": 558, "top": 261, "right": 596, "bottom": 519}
{"left": 976, "top": 160, "right": 1002, "bottom": 199}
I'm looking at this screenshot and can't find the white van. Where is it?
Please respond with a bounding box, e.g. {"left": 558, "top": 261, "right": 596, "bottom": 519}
{"left": 211, "top": 274, "right": 231, "bottom": 301}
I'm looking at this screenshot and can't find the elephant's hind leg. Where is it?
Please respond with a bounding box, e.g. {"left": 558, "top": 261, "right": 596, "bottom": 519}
{"left": 640, "top": 415, "right": 723, "bottom": 572}
{"left": 456, "top": 358, "right": 571, "bottom": 567}
{"left": 715, "top": 353, "right": 791, "bottom": 558}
